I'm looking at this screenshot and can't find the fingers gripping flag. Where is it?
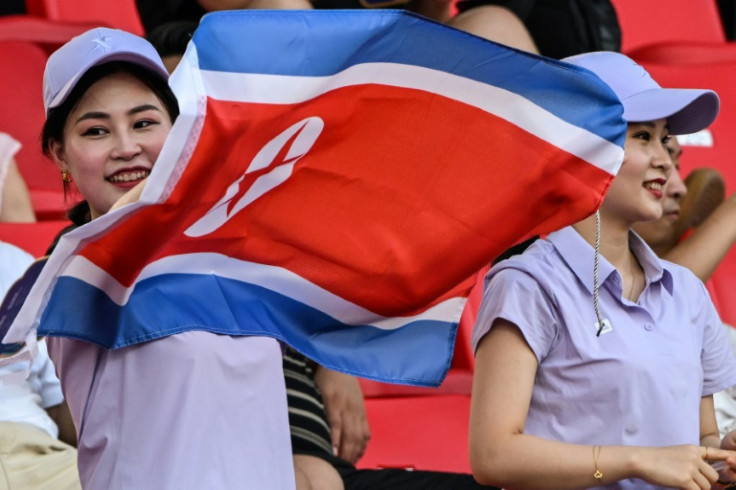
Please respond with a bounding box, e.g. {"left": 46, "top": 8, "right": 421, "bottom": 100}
{"left": 1, "top": 11, "right": 625, "bottom": 386}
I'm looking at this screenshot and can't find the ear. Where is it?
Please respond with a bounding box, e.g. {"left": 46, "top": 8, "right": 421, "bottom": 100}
{"left": 48, "top": 140, "right": 68, "bottom": 173}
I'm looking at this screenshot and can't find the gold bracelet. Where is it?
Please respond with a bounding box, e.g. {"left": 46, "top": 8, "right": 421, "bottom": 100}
{"left": 592, "top": 445, "right": 603, "bottom": 481}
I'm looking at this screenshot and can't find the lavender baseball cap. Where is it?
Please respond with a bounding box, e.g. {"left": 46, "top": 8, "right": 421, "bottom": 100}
{"left": 43, "top": 27, "right": 169, "bottom": 113}
{"left": 564, "top": 51, "right": 719, "bottom": 135}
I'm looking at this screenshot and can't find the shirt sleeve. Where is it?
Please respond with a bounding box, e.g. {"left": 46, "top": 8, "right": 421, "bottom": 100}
{"left": 698, "top": 281, "right": 736, "bottom": 396}
{"left": 472, "top": 265, "right": 559, "bottom": 362}
{"left": 31, "top": 339, "right": 64, "bottom": 409}
{"left": 0, "top": 133, "right": 21, "bottom": 217}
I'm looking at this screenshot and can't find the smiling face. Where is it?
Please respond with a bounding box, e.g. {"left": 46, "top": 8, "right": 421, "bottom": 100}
{"left": 600, "top": 119, "right": 674, "bottom": 228}
{"left": 49, "top": 71, "right": 173, "bottom": 219}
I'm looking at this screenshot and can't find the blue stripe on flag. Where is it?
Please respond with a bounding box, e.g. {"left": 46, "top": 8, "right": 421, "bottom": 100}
{"left": 38, "top": 274, "right": 456, "bottom": 386}
{"left": 192, "top": 10, "right": 624, "bottom": 145}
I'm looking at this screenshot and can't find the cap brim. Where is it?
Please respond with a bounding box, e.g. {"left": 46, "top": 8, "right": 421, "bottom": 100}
{"left": 622, "top": 88, "right": 719, "bottom": 135}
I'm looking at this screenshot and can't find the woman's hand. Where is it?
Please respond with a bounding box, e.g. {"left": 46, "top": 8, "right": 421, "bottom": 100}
{"left": 109, "top": 178, "right": 148, "bottom": 214}
{"left": 633, "top": 445, "right": 736, "bottom": 489}
{"left": 313, "top": 366, "right": 371, "bottom": 463}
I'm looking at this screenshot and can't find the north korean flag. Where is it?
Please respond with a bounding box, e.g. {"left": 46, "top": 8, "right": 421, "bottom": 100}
{"left": 1, "top": 10, "right": 625, "bottom": 386}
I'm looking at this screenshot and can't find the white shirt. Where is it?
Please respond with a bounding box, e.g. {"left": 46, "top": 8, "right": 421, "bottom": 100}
{"left": 0, "top": 239, "right": 34, "bottom": 297}
{"left": 0, "top": 339, "right": 64, "bottom": 438}
{"left": 0, "top": 132, "right": 21, "bottom": 217}
{"left": 0, "top": 241, "right": 64, "bottom": 438}
{"left": 714, "top": 324, "right": 736, "bottom": 437}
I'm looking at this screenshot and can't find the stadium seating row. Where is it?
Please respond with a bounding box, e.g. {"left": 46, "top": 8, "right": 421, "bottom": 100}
{"left": 21, "top": 0, "right": 142, "bottom": 36}
{"left": 0, "top": 220, "right": 68, "bottom": 257}
{"left": 0, "top": 40, "right": 66, "bottom": 220}
{"left": 610, "top": 0, "right": 726, "bottom": 52}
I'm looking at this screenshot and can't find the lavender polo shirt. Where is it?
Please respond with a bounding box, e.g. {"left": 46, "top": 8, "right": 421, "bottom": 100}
{"left": 473, "top": 226, "right": 736, "bottom": 486}
{"left": 48, "top": 333, "right": 295, "bottom": 490}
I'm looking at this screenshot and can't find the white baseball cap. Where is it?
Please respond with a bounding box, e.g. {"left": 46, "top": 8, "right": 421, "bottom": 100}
{"left": 43, "top": 27, "right": 169, "bottom": 113}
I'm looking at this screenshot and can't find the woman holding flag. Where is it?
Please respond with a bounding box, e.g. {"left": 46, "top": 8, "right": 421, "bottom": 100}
{"left": 39, "top": 28, "right": 295, "bottom": 489}
{"left": 469, "top": 51, "right": 736, "bottom": 489}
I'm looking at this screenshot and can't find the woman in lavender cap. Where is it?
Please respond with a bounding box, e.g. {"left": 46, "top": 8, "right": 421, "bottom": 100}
{"left": 469, "top": 52, "right": 736, "bottom": 489}
{"left": 40, "top": 28, "right": 294, "bottom": 489}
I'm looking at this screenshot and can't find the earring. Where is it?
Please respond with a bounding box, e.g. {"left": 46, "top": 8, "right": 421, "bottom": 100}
{"left": 61, "top": 169, "right": 72, "bottom": 183}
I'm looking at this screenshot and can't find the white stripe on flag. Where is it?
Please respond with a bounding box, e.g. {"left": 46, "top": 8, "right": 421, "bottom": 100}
{"left": 62, "top": 253, "right": 467, "bottom": 330}
{"left": 197, "top": 61, "right": 623, "bottom": 176}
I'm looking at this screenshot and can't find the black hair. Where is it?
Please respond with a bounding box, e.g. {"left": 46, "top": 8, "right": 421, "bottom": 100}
{"left": 146, "top": 20, "right": 197, "bottom": 58}
{"left": 41, "top": 60, "right": 179, "bottom": 158}
{"left": 492, "top": 235, "right": 539, "bottom": 265}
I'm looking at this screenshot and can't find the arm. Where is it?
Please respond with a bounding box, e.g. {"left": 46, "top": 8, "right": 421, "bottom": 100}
{"left": 0, "top": 158, "right": 35, "bottom": 222}
{"left": 313, "top": 365, "right": 371, "bottom": 463}
{"left": 469, "top": 319, "right": 731, "bottom": 489}
{"left": 45, "top": 401, "right": 77, "bottom": 447}
{"left": 448, "top": 5, "right": 539, "bottom": 54}
{"left": 703, "top": 395, "right": 724, "bottom": 449}
{"left": 662, "top": 194, "right": 736, "bottom": 282}
{"left": 35, "top": 339, "right": 76, "bottom": 447}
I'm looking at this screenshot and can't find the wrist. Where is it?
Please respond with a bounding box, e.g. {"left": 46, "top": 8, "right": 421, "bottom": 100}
{"left": 617, "top": 446, "right": 645, "bottom": 481}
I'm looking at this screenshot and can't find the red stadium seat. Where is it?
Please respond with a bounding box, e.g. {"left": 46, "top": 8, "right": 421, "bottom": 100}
{"left": 629, "top": 42, "right": 736, "bottom": 66}
{"left": 356, "top": 394, "right": 472, "bottom": 473}
{"left": 610, "top": 0, "right": 726, "bottom": 53}
{"left": 0, "top": 40, "right": 68, "bottom": 220}
{"left": 355, "top": 275, "right": 486, "bottom": 472}
{"left": 0, "top": 15, "right": 101, "bottom": 54}
{"left": 0, "top": 220, "right": 70, "bottom": 257}
{"left": 25, "top": 0, "right": 144, "bottom": 36}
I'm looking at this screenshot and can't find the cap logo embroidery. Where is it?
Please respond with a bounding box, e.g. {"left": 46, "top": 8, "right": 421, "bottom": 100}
{"left": 91, "top": 37, "right": 112, "bottom": 53}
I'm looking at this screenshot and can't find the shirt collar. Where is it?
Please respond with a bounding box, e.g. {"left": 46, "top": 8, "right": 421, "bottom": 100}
{"left": 546, "top": 226, "right": 673, "bottom": 296}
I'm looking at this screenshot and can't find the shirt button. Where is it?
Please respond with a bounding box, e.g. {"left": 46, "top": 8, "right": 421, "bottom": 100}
{"left": 644, "top": 323, "right": 654, "bottom": 331}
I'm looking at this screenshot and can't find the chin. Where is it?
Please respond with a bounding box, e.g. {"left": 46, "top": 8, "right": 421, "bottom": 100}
{"left": 640, "top": 206, "right": 664, "bottom": 223}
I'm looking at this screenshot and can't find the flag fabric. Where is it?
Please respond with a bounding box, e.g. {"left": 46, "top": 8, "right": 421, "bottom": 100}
{"left": 0, "top": 10, "right": 625, "bottom": 386}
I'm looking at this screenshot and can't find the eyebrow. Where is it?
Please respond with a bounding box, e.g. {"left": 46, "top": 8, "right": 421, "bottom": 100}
{"left": 633, "top": 121, "right": 671, "bottom": 131}
{"left": 74, "top": 104, "right": 163, "bottom": 124}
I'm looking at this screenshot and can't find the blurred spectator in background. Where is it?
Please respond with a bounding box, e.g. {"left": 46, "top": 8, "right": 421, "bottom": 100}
{"left": 138, "top": 0, "right": 620, "bottom": 60}
{"left": 145, "top": 20, "right": 197, "bottom": 73}
{"left": 138, "top": 0, "right": 536, "bottom": 53}
{"left": 137, "top": 0, "right": 309, "bottom": 34}
{"left": 453, "top": 0, "right": 620, "bottom": 59}
{"left": 718, "top": 0, "right": 736, "bottom": 41}
{"left": 0, "top": 241, "right": 79, "bottom": 490}
{"left": 0, "top": 133, "right": 36, "bottom": 222}
{"left": 634, "top": 137, "right": 736, "bottom": 441}
{"left": 0, "top": 0, "right": 24, "bottom": 15}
